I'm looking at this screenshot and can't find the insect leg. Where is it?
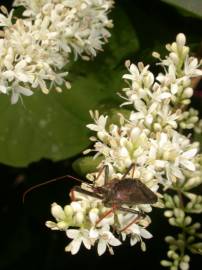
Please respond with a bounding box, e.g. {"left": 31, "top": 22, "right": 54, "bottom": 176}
{"left": 121, "top": 163, "right": 135, "bottom": 180}
{"left": 118, "top": 207, "right": 146, "bottom": 232}
{"left": 70, "top": 186, "right": 103, "bottom": 200}
{"left": 94, "top": 165, "right": 109, "bottom": 186}
{"left": 104, "top": 165, "right": 109, "bottom": 185}
{"left": 118, "top": 206, "right": 145, "bottom": 216}
{"left": 119, "top": 214, "right": 141, "bottom": 232}
{"left": 71, "top": 186, "right": 117, "bottom": 227}
{"left": 70, "top": 188, "right": 76, "bottom": 201}
{"left": 96, "top": 204, "right": 117, "bottom": 226}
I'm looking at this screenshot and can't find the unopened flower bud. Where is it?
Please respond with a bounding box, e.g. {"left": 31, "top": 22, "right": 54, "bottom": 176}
{"left": 71, "top": 201, "right": 82, "bottom": 211}
{"left": 184, "top": 216, "right": 192, "bottom": 225}
{"left": 51, "top": 203, "right": 66, "bottom": 220}
{"left": 182, "top": 46, "right": 190, "bottom": 58}
{"left": 183, "top": 87, "right": 193, "bottom": 98}
{"left": 140, "top": 241, "right": 146, "bottom": 252}
{"left": 152, "top": 52, "right": 160, "bottom": 59}
{"left": 169, "top": 52, "right": 179, "bottom": 65}
{"left": 56, "top": 87, "right": 62, "bottom": 93}
{"left": 183, "top": 255, "right": 190, "bottom": 263}
{"left": 161, "top": 260, "right": 172, "bottom": 267}
{"left": 75, "top": 212, "right": 84, "bottom": 224}
{"left": 64, "top": 205, "right": 74, "bottom": 217}
{"left": 153, "top": 123, "right": 162, "bottom": 131}
{"left": 164, "top": 210, "right": 173, "bottom": 218}
{"left": 57, "top": 221, "right": 69, "bottom": 229}
{"left": 65, "top": 81, "right": 71, "bottom": 89}
{"left": 182, "top": 99, "right": 191, "bottom": 105}
{"left": 179, "top": 262, "right": 189, "bottom": 270}
{"left": 145, "top": 114, "right": 153, "bottom": 126}
{"left": 165, "top": 44, "right": 172, "bottom": 51}
{"left": 176, "top": 33, "right": 186, "bottom": 47}
{"left": 45, "top": 221, "right": 58, "bottom": 229}
{"left": 163, "top": 150, "right": 172, "bottom": 161}
{"left": 125, "top": 60, "right": 131, "bottom": 68}
{"left": 42, "top": 87, "right": 49, "bottom": 94}
{"left": 89, "top": 208, "right": 99, "bottom": 224}
{"left": 171, "top": 43, "right": 177, "bottom": 52}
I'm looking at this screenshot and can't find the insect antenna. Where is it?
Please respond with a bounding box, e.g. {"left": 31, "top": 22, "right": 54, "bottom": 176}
{"left": 22, "top": 174, "right": 90, "bottom": 203}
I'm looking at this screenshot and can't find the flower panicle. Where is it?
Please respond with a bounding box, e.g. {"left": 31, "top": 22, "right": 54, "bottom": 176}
{"left": 0, "top": 0, "right": 113, "bottom": 103}
{"left": 46, "top": 33, "right": 202, "bottom": 260}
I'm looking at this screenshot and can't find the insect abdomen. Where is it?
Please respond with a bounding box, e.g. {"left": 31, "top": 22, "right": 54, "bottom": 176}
{"left": 114, "top": 178, "right": 157, "bottom": 205}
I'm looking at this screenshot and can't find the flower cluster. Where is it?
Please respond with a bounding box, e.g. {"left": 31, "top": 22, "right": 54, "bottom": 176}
{"left": 0, "top": 0, "right": 113, "bottom": 103}
{"left": 14, "top": 0, "right": 113, "bottom": 59}
{"left": 46, "top": 33, "right": 202, "bottom": 257}
{"left": 13, "top": 0, "right": 52, "bottom": 16}
{"left": 0, "top": 9, "right": 68, "bottom": 103}
{"left": 46, "top": 193, "right": 152, "bottom": 255}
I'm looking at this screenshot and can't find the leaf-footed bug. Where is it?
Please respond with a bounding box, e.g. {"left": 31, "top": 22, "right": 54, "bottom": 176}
{"left": 71, "top": 163, "right": 158, "bottom": 232}
{"left": 23, "top": 163, "right": 157, "bottom": 232}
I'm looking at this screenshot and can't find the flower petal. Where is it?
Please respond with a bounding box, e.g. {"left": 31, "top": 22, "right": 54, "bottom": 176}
{"left": 180, "top": 160, "right": 195, "bottom": 171}
{"left": 11, "top": 92, "right": 19, "bottom": 104}
{"left": 140, "top": 228, "right": 153, "bottom": 239}
{"left": 83, "top": 238, "right": 91, "bottom": 250}
{"left": 66, "top": 229, "right": 79, "bottom": 239}
{"left": 108, "top": 236, "right": 122, "bottom": 247}
{"left": 181, "top": 149, "right": 197, "bottom": 159}
{"left": 71, "top": 239, "right": 82, "bottom": 255}
{"left": 97, "top": 239, "right": 107, "bottom": 256}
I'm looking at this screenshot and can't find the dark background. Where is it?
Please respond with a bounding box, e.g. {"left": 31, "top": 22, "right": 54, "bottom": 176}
{"left": 0, "top": 1, "right": 202, "bottom": 269}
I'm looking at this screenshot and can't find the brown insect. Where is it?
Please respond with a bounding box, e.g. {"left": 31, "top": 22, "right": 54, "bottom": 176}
{"left": 71, "top": 163, "right": 158, "bottom": 231}
{"left": 23, "top": 163, "right": 157, "bottom": 231}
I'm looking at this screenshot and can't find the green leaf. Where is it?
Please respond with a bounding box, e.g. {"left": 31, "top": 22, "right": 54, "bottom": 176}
{"left": 72, "top": 156, "right": 104, "bottom": 176}
{"left": 104, "top": 6, "right": 139, "bottom": 66}
{"left": 0, "top": 6, "right": 139, "bottom": 167}
{"left": 161, "top": 0, "right": 202, "bottom": 19}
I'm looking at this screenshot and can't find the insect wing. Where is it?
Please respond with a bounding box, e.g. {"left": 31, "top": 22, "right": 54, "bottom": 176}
{"left": 115, "top": 179, "right": 157, "bottom": 205}
{"left": 136, "top": 179, "right": 157, "bottom": 204}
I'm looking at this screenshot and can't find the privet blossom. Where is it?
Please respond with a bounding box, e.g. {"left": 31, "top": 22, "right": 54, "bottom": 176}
{"left": 13, "top": 0, "right": 114, "bottom": 59}
{"left": 46, "top": 33, "right": 202, "bottom": 256}
{"left": 0, "top": 0, "right": 113, "bottom": 103}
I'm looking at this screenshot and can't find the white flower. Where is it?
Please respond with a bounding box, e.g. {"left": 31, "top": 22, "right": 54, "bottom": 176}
{"left": 13, "top": 0, "right": 50, "bottom": 16}
{"left": 0, "top": 7, "right": 13, "bottom": 27}
{"left": 89, "top": 226, "right": 121, "bottom": 255}
{"left": 123, "top": 62, "right": 154, "bottom": 88}
{"left": 121, "top": 62, "right": 154, "bottom": 107}
{"left": 117, "top": 211, "right": 152, "bottom": 246}
{"left": 129, "top": 224, "right": 152, "bottom": 246}
{"left": 0, "top": 13, "right": 69, "bottom": 102}
{"left": 148, "top": 132, "right": 198, "bottom": 183}
{"left": 87, "top": 110, "right": 109, "bottom": 141}
{"left": 14, "top": 0, "right": 114, "bottom": 59}
{"left": 65, "top": 229, "right": 92, "bottom": 254}
{"left": 1, "top": 1, "right": 113, "bottom": 103}
{"left": 184, "top": 57, "right": 202, "bottom": 77}
{"left": 10, "top": 84, "right": 33, "bottom": 104}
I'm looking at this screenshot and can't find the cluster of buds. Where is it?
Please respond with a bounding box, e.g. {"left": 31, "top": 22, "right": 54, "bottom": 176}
{"left": 178, "top": 108, "right": 199, "bottom": 130}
